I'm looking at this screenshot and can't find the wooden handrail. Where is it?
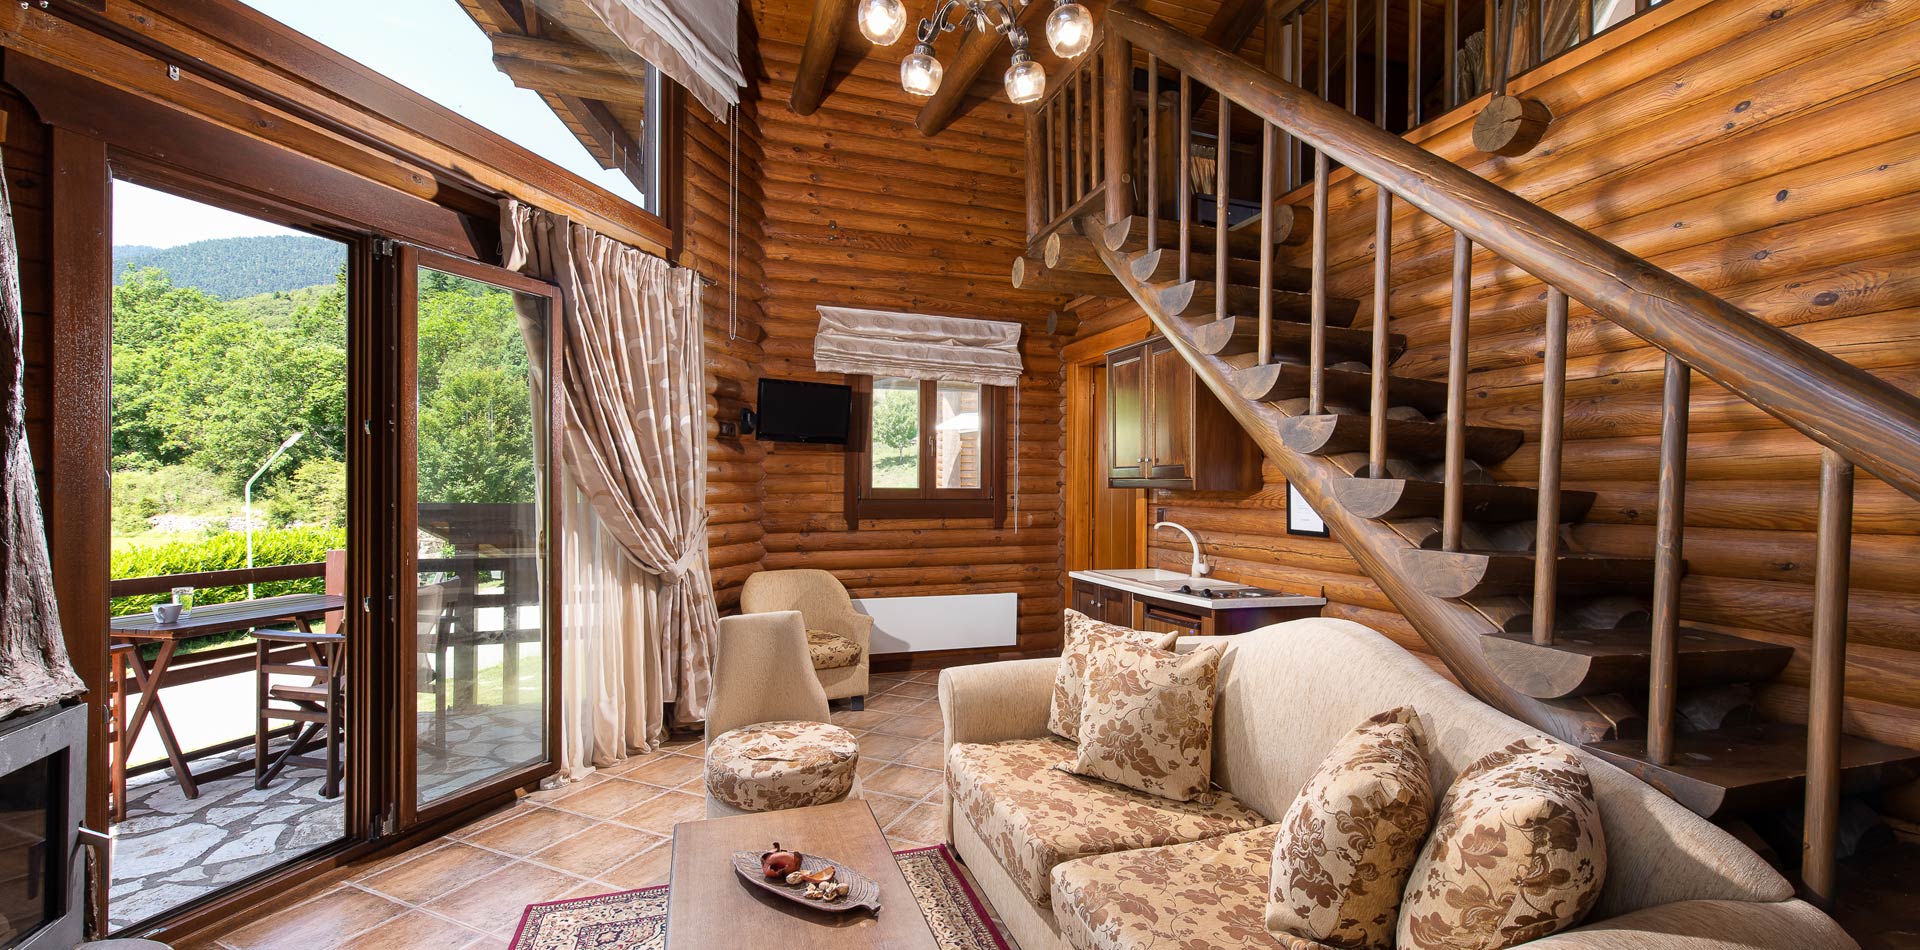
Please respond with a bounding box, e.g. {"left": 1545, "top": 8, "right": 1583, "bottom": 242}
{"left": 1106, "top": 2, "right": 1920, "bottom": 503}
{"left": 109, "top": 561, "right": 327, "bottom": 598}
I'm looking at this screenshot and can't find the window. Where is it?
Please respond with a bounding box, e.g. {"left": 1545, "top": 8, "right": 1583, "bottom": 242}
{"left": 238, "top": 0, "right": 664, "bottom": 215}
{"left": 848, "top": 376, "right": 1006, "bottom": 524}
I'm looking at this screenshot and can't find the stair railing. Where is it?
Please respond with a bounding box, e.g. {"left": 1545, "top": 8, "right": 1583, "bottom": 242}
{"left": 1050, "top": 1, "right": 1920, "bottom": 908}
{"left": 1027, "top": 32, "right": 1107, "bottom": 242}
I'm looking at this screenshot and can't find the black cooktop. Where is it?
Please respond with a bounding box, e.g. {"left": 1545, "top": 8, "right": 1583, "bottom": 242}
{"left": 1174, "top": 583, "right": 1284, "bottom": 599}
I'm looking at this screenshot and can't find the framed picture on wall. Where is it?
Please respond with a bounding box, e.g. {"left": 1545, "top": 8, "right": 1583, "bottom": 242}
{"left": 1286, "top": 481, "right": 1329, "bottom": 537}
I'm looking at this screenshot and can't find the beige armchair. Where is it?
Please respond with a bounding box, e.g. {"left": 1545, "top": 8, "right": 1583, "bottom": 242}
{"left": 741, "top": 569, "right": 871, "bottom": 707}
{"left": 703, "top": 611, "right": 861, "bottom": 818}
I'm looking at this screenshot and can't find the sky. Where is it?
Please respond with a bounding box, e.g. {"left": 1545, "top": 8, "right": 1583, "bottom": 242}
{"left": 114, "top": 0, "right": 646, "bottom": 249}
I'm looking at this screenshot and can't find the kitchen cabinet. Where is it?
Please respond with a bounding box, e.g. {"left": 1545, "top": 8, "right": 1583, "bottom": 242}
{"left": 1070, "top": 578, "right": 1133, "bottom": 626}
{"left": 1105, "top": 337, "right": 1259, "bottom": 491}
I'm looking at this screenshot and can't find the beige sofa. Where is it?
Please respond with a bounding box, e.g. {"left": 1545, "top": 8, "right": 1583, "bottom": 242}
{"left": 938, "top": 618, "right": 1856, "bottom": 950}
{"left": 742, "top": 569, "right": 871, "bottom": 704}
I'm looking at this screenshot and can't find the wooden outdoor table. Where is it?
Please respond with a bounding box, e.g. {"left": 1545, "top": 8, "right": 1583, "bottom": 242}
{"left": 664, "top": 799, "right": 941, "bottom": 950}
{"left": 109, "top": 593, "right": 345, "bottom": 799}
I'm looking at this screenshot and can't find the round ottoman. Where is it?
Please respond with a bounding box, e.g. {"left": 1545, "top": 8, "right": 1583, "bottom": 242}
{"left": 705, "top": 720, "right": 860, "bottom": 814}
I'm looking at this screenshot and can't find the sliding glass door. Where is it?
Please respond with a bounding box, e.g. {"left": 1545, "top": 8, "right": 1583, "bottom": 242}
{"left": 395, "top": 247, "right": 561, "bottom": 826}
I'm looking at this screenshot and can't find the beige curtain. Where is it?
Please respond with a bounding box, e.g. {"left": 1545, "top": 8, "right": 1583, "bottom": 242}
{"left": 558, "top": 484, "right": 665, "bottom": 777}
{"left": 502, "top": 200, "right": 717, "bottom": 733}
{"left": 0, "top": 147, "right": 81, "bottom": 719}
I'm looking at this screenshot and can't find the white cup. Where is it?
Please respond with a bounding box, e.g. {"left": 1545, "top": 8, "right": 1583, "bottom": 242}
{"left": 152, "top": 602, "right": 183, "bottom": 624}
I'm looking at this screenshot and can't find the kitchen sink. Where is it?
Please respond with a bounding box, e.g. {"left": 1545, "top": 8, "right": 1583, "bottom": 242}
{"left": 1085, "top": 568, "right": 1251, "bottom": 592}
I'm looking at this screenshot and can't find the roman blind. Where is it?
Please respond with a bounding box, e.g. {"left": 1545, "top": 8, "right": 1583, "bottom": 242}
{"left": 813, "top": 306, "right": 1024, "bottom": 387}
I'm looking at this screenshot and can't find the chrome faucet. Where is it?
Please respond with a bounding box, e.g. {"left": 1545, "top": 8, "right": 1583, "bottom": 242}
{"left": 1153, "top": 521, "right": 1210, "bottom": 577}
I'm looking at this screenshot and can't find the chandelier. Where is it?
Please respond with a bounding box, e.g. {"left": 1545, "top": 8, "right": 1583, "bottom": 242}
{"left": 857, "top": 0, "right": 1095, "bottom": 105}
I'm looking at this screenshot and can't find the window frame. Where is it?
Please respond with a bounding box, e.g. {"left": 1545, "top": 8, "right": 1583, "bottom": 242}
{"left": 845, "top": 375, "right": 1008, "bottom": 527}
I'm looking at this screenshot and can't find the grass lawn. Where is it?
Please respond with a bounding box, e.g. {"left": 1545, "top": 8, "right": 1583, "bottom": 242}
{"left": 872, "top": 443, "right": 918, "bottom": 489}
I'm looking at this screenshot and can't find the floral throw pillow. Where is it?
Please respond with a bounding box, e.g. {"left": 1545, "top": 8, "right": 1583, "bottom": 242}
{"left": 1398, "top": 737, "right": 1607, "bottom": 950}
{"left": 1049, "top": 610, "right": 1180, "bottom": 742}
{"left": 1266, "top": 706, "right": 1433, "bottom": 950}
{"left": 1061, "top": 637, "right": 1223, "bottom": 802}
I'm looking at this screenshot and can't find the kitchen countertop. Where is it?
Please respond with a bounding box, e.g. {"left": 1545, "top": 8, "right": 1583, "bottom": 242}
{"left": 1070, "top": 569, "right": 1328, "bottom": 611}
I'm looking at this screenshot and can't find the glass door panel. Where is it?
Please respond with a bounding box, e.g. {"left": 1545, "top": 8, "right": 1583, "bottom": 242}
{"left": 399, "top": 248, "right": 560, "bottom": 820}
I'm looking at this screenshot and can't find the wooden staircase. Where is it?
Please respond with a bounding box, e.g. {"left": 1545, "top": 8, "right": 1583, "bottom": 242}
{"left": 1022, "top": 3, "right": 1920, "bottom": 907}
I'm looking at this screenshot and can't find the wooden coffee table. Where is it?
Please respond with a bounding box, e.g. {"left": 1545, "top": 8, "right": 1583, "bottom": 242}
{"left": 663, "top": 799, "right": 941, "bottom": 949}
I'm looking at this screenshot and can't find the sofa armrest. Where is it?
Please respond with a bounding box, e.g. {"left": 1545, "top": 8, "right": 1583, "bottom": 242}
{"left": 938, "top": 657, "right": 1059, "bottom": 751}
{"left": 1522, "top": 899, "right": 1857, "bottom": 950}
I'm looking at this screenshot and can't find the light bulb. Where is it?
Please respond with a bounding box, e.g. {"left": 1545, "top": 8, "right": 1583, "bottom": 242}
{"left": 902, "top": 46, "right": 943, "bottom": 97}
{"left": 1005, "top": 56, "right": 1045, "bottom": 105}
{"left": 1045, "top": 1, "right": 1094, "bottom": 58}
{"left": 858, "top": 0, "right": 906, "bottom": 45}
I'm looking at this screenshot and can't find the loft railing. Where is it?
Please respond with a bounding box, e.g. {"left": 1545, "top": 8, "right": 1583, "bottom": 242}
{"left": 1027, "top": 32, "right": 1108, "bottom": 240}
{"left": 1043, "top": 1, "right": 1920, "bottom": 907}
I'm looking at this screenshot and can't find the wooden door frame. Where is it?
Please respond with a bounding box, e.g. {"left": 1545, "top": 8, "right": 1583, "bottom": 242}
{"left": 1062, "top": 316, "right": 1155, "bottom": 602}
{"left": 393, "top": 245, "right": 564, "bottom": 831}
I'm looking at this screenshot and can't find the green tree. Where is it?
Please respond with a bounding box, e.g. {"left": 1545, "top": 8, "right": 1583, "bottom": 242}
{"left": 417, "top": 365, "right": 536, "bottom": 504}
{"left": 872, "top": 389, "right": 919, "bottom": 455}
{"left": 265, "top": 457, "right": 348, "bottom": 528}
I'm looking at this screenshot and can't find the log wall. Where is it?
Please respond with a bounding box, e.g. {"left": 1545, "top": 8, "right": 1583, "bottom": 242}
{"left": 747, "top": 0, "right": 1077, "bottom": 660}
{"left": 1286, "top": 0, "right": 1920, "bottom": 746}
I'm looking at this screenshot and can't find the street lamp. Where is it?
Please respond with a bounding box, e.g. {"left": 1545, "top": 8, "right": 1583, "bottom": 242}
{"left": 244, "top": 431, "right": 304, "bottom": 599}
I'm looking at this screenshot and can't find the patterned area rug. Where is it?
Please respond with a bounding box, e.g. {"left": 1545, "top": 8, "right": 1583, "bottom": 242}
{"left": 509, "top": 844, "right": 1011, "bottom": 950}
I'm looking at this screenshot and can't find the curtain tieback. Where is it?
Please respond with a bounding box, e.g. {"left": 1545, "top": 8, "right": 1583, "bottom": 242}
{"left": 658, "top": 511, "right": 712, "bottom": 585}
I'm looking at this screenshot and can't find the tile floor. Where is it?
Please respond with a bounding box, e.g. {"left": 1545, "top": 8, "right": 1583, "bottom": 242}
{"left": 193, "top": 671, "right": 1008, "bottom": 950}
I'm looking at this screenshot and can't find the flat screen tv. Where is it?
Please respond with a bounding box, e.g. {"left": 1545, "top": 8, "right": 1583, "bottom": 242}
{"left": 755, "top": 378, "right": 853, "bottom": 444}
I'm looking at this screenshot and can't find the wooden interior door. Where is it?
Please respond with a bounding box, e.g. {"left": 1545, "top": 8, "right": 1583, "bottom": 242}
{"left": 1146, "top": 339, "right": 1194, "bottom": 481}
{"left": 1089, "top": 364, "right": 1140, "bottom": 569}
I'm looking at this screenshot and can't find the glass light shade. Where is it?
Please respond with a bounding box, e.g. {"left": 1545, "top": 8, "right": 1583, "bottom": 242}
{"left": 1004, "top": 57, "right": 1046, "bottom": 104}
{"left": 857, "top": 0, "right": 906, "bottom": 45}
{"left": 902, "top": 48, "right": 943, "bottom": 97}
{"left": 1045, "top": 1, "right": 1094, "bottom": 57}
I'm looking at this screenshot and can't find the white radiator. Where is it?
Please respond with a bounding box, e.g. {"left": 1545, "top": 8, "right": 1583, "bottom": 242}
{"left": 853, "top": 592, "right": 1019, "bottom": 654}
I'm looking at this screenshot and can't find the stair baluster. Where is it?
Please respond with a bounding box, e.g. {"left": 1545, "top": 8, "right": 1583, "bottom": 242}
{"left": 1444, "top": 0, "right": 1459, "bottom": 110}
{"left": 1146, "top": 54, "right": 1159, "bottom": 254}
{"left": 1345, "top": 0, "right": 1358, "bottom": 114}
{"left": 1408, "top": 0, "right": 1422, "bottom": 128}
{"left": 1024, "top": 107, "right": 1043, "bottom": 235}
{"left": 1647, "top": 354, "right": 1690, "bottom": 763}
{"left": 1216, "top": 98, "right": 1231, "bottom": 324}
{"left": 1368, "top": 190, "right": 1391, "bottom": 478}
{"left": 1308, "top": 151, "right": 1328, "bottom": 413}
{"left": 1278, "top": 13, "right": 1296, "bottom": 191}
{"left": 1101, "top": 29, "right": 1131, "bottom": 225}
{"left": 1531, "top": 289, "right": 1568, "bottom": 646}
{"left": 1071, "top": 64, "right": 1084, "bottom": 202}
{"left": 1374, "top": 0, "right": 1388, "bottom": 126}
{"left": 1177, "top": 74, "right": 1191, "bottom": 284}
{"left": 1258, "top": 119, "right": 1275, "bottom": 366}
{"left": 1803, "top": 448, "right": 1854, "bottom": 910}
{"left": 1441, "top": 233, "right": 1470, "bottom": 551}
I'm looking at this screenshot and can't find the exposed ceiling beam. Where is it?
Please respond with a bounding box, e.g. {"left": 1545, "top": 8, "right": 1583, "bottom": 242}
{"left": 490, "top": 33, "right": 651, "bottom": 105}
{"left": 914, "top": 0, "right": 1047, "bottom": 136}
{"left": 791, "top": 0, "right": 857, "bottom": 116}
{"left": 558, "top": 94, "right": 648, "bottom": 183}
{"left": 1203, "top": 0, "right": 1270, "bottom": 49}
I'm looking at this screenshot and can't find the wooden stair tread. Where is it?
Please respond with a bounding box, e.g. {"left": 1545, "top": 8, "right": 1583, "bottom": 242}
{"left": 1130, "top": 247, "right": 1311, "bottom": 290}
{"left": 1103, "top": 214, "right": 1276, "bottom": 259}
{"left": 1401, "top": 548, "right": 1655, "bottom": 598}
{"left": 1482, "top": 627, "right": 1794, "bottom": 699}
{"left": 1236, "top": 362, "right": 1447, "bottom": 414}
{"left": 1194, "top": 316, "right": 1394, "bottom": 363}
{"left": 268, "top": 683, "right": 332, "bottom": 702}
{"left": 1334, "top": 478, "right": 1595, "bottom": 522}
{"left": 1160, "top": 280, "right": 1358, "bottom": 326}
{"left": 1586, "top": 722, "right": 1920, "bottom": 817}
{"left": 1275, "top": 414, "right": 1525, "bottom": 465}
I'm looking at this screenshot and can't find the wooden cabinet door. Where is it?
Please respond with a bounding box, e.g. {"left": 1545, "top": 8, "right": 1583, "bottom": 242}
{"left": 1071, "top": 579, "right": 1104, "bottom": 618}
{"left": 1145, "top": 339, "right": 1194, "bottom": 481}
{"left": 1102, "top": 591, "right": 1134, "bottom": 626}
{"left": 1106, "top": 346, "right": 1148, "bottom": 481}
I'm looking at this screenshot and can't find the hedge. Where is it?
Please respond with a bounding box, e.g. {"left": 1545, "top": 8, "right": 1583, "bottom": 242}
{"left": 112, "top": 527, "right": 345, "bottom": 659}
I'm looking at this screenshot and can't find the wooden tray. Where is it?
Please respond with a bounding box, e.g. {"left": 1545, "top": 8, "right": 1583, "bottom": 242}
{"left": 729, "top": 849, "right": 883, "bottom": 914}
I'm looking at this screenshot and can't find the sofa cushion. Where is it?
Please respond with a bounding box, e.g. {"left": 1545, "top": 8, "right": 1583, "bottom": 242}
{"left": 947, "top": 737, "right": 1268, "bottom": 908}
{"left": 1050, "top": 610, "right": 1180, "bottom": 741}
{"left": 806, "top": 628, "right": 862, "bottom": 670}
{"left": 1399, "top": 737, "right": 1606, "bottom": 949}
{"left": 1266, "top": 706, "right": 1433, "bottom": 950}
{"left": 1055, "top": 825, "right": 1324, "bottom": 950}
{"left": 1065, "top": 639, "right": 1224, "bottom": 802}
{"left": 705, "top": 720, "right": 859, "bottom": 813}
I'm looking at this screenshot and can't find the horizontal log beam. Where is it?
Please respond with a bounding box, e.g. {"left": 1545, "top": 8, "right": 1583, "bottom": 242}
{"left": 792, "top": 0, "right": 856, "bottom": 116}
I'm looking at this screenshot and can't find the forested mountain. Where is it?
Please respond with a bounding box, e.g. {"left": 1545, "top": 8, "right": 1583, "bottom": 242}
{"left": 113, "top": 235, "right": 344, "bottom": 299}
